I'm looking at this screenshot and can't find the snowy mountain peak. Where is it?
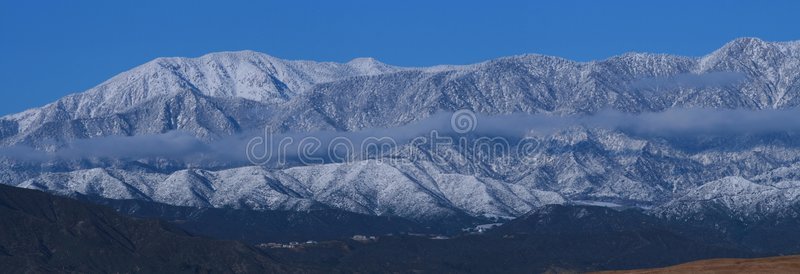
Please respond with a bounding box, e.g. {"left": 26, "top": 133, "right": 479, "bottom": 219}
{"left": 345, "top": 57, "right": 398, "bottom": 75}
{"left": 724, "top": 37, "right": 768, "bottom": 49}
{"left": 699, "top": 37, "right": 792, "bottom": 70}
{"left": 346, "top": 57, "right": 381, "bottom": 66}
{"left": 6, "top": 38, "right": 800, "bottom": 222}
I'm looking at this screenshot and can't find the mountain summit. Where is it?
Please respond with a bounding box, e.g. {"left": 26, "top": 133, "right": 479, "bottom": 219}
{"left": 3, "top": 38, "right": 800, "bottom": 221}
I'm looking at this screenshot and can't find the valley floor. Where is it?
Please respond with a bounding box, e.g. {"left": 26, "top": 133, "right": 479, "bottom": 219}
{"left": 598, "top": 255, "right": 800, "bottom": 274}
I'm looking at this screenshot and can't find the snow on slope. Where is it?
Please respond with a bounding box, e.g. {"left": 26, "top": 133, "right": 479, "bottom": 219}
{"left": 18, "top": 160, "right": 566, "bottom": 220}
{"left": 655, "top": 176, "right": 800, "bottom": 219}
{"left": 4, "top": 51, "right": 402, "bottom": 135}
{"left": 5, "top": 38, "right": 800, "bottom": 221}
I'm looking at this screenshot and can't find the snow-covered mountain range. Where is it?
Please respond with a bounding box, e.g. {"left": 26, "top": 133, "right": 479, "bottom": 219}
{"left": 4, "top": 37, "right": 800, "bottom": 221}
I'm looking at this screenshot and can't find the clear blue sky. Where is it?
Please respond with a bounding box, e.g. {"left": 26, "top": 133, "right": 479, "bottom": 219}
{"left": 1, "top": 0, "right": 799, "bottom": 115}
